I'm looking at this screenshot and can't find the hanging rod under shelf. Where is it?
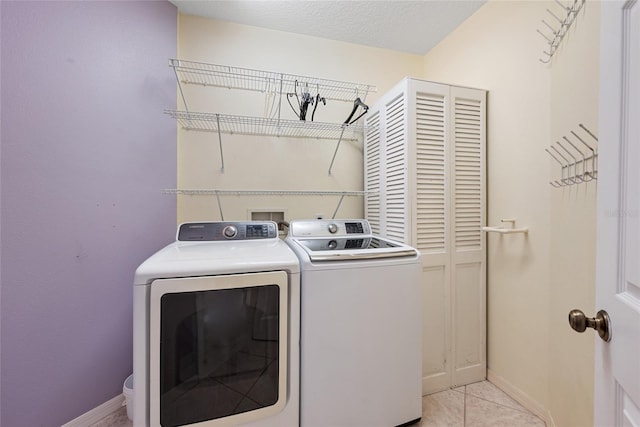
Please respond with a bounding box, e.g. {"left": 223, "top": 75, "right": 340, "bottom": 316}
{"left": 169, "top": 59, "right": 377, "bottom": 102}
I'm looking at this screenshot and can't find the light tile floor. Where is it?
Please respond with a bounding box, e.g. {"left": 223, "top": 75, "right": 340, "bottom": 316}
{"left": 92, "top": 380, "right": 545, "bottom": 427}
{"left": 419, "top": 381, "right": 546, "bottom": 427}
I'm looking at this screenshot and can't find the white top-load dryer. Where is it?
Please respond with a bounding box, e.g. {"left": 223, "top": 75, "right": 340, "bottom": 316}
{"left": 133, "top": 221, "right": 299, "bottom": 427}
{"left": 285, "top": 219, "right": 422, "bottom": 427}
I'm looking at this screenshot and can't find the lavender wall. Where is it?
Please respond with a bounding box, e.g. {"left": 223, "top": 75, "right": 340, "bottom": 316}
{"left": 0, "top": 1, "right": 177, "bottom": 425}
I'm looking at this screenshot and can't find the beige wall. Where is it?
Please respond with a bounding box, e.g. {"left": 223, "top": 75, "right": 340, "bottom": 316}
{"left": 548, "top": 2, "right": 599, "bottom": 426}
{"left": 177, "top": 3, "right": 600, "bottom": 425}
{"left": 423, "top": 1, "right": 599, "bottom": 425}
{"left": 176, "top": 15, "right": 423, "bottom": 223}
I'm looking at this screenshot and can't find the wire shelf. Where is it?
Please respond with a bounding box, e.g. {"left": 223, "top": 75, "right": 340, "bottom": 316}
{"left": 169, "top": 59, "right": 377, "bottom": 102}
{"left": 165, "top": 189, "right": 371, "bottom": 219}
{"left": 164, "top": 189, "right": 371, "bottom": 196}
{"left": 165, "top": 110, "right": 366, "bottom": 141}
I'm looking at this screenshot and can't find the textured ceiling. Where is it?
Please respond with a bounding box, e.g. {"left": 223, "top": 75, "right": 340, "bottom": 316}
{"left": 169, "top": 1, "right": 486, "bottom": 55}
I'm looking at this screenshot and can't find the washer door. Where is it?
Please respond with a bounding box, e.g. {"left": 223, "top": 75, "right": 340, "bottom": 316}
{"left": 149, "top": 271, "right": 288, "bottom": 427}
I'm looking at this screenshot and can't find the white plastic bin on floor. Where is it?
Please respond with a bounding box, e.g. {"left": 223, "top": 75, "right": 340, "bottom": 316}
{"left": 123, "top": 374, "right": 134, "bottom": 421}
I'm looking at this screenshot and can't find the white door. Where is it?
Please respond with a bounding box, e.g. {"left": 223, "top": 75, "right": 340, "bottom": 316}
{"left": 595, "top": 1, "right": 640, "bottom": 425}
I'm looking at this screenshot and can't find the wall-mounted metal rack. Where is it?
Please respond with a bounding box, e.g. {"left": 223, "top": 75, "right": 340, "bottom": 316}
{"left": 545, "top": 123, "right": 598, "bottom": 188}
{"left": 164, "top": 189, "right": 371, "bottom": 220}
{"left": 167, "top": 59, "right": 377, "bottom": 175}
{"left": 536, "top": 0, "right": 586, "bottom": 64}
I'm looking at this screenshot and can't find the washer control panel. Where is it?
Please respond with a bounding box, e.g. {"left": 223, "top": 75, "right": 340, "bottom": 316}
{"left": 288, "top": 219, "right": 371, "bottom": 238}
{"left": 177, "top": 221, "right": 278, "bottom": 241}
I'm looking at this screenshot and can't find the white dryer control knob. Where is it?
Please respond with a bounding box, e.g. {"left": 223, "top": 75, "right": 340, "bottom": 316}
{"left": 328, "top": 223, "right": 338, "bottom": 234}
{"left": 223, "top": 225, "right": 237, "bottom": 239}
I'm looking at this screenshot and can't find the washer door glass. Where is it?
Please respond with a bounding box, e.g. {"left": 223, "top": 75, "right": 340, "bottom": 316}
{"left": 149, "top": 272, "right": 288, "bottom": 427}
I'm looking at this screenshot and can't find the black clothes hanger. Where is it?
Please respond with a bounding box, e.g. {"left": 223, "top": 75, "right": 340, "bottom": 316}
{"left": 343, "top": 97, "right": 368, "bottom": 125}
{"left": 287, "top": 80, "right": 326, "bottom": 121}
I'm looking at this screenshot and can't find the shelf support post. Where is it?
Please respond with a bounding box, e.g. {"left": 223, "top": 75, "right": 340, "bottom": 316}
{"left": 215, "top": 114, "right": 225, "bottom": 173}
{"left": 328, "top": 125, "right": 347, "bottom": 175}
{"left": 277, "top": 73, "right": 284, "bottom": 127}
{"left": 214, "top": 190, "right": 224, "bottom": 220}
{"left": 331, "top": 194, "right": 346, "bottom": 219}
{"left": 171, "top": 60, "right": 190, "bottom": 113}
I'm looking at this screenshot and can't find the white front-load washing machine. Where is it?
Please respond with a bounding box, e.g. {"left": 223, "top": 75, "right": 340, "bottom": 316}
{"left": 133, "top": 221, "right": 300, "bottom": 427}
{"left": 286, "top": 219, "right": 422, "bottom": 427}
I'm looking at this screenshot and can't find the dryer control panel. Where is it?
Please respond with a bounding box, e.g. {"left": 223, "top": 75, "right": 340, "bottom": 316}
{"left": 177, "top": 221, "right": 278, "bottom": 241}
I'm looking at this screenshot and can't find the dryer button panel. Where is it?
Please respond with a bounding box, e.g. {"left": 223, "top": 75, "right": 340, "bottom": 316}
{"left": 178, "top": 221, "right": 278, "bottom": 241}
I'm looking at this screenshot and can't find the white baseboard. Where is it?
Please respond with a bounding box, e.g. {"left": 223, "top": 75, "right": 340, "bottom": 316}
{"left": 487, "top": 369, "right": 555, "bottom": 427}
{"left": 62, "top": 394, "right": 124, "bottom": 427}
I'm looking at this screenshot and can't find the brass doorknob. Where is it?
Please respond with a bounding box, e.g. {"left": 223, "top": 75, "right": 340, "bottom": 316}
{"left": 568, "top": 309, "right": 611, "bottom": 342}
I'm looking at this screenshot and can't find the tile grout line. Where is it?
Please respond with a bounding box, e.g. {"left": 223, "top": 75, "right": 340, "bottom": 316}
{"left": 463, "top": 385, "right": 467, "bottom": 426}
{"left": 464, "top": 393, "right": 543, "bottom": 418}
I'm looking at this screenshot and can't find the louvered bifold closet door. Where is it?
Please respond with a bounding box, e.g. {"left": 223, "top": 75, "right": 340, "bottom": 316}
{"left": 415, "top": 92, "right": 447, "bottom": 254}
{"left": 384, "top": 94, "right": 409, "bottom": 243}
{"left": 364, "top": 111, "right": 381, "bottom": 235}
{"left": 450, "top": 86, "right": 486, "bottom": 387}
{"left": 412, "top": 82, "right": 452, "bottom": 395}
